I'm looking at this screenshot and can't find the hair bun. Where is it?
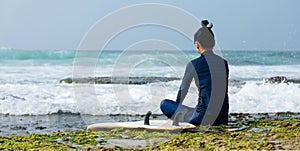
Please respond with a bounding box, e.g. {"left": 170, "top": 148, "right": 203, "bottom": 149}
{"left": 201, "top": 20, "right": 213, "bottom": 29}
{"left": 201, "top": 20, "right": 209, "bottom": 27}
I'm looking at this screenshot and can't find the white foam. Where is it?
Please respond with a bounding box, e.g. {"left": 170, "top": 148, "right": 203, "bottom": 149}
{"left": 0, "top": 84, "right": 78, "bottom": 115}
{"left": 1, "top": 63, "right": 300, "bottom": 115}
{"left": 1, "top": 80, "right": 300, "bottom": 115}
{"left": 229, "top": 65, "right": 300, "bottom": 80}
{"left": 230, "top": 82, "right": 300, "bottom": 113}
{"left": 0, "top": 65, "right": 73, "bottom": 84}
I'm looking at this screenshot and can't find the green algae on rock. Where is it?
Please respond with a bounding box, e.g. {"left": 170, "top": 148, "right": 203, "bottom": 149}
{"left": 0, "top": 118, "right": 299, "bottom": 150}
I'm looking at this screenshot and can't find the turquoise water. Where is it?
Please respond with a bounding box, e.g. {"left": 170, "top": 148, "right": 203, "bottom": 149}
{"left": 222, "top": 50, "right": 300, "bottom": 65}
{"left": 1, "top": 49, "right": 300, "bottom": 66}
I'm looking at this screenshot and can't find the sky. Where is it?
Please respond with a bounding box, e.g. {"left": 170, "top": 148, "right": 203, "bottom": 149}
{"left": 0, "top": 0, "right": 299, "bottom": 50}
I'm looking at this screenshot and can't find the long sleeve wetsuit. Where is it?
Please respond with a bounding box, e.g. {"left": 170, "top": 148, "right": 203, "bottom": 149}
{"left": 160, "top": 51, "right": 229, "bottom": 125}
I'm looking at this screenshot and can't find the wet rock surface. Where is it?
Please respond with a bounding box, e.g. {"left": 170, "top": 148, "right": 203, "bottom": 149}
{"left": 266, "top": 76, "right": 288, "bottom": 83}
{"left": 60, "top": 77, "right": 181, "bottom": 85}
{"left": 0, "top": 112, "right": 300, "bottom": 150}
{"left": 266, "top": 76, "right": 300, "bottom": 84}
{"left": 60, "top": 76, "right": 300, "bottom": 86}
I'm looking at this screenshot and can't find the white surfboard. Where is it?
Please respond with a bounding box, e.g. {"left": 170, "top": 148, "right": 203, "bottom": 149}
{"left": 87, "top": 120, "right": 196, "bottom": 131}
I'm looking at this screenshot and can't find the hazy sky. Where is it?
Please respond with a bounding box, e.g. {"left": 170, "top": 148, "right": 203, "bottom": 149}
{"left": 0, "top": 0, "right": 299, "bottom": 50}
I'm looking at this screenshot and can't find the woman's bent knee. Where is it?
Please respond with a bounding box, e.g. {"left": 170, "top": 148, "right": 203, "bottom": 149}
{"left": 160, "top": 99, "right": 177, "bottom": 118}
{"left": 160, "top": 99, "right": 173, "bottom": 108}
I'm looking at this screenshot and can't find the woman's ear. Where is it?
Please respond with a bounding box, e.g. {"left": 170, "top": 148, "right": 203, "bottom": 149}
{"left": 195, "top": 41, "right": 201, "bottom": 52}
{"left": 195, "top": 41, "right": 205, "bottom": 54}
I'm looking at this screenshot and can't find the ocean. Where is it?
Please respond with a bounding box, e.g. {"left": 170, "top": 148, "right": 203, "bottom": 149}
{"left": 0, "top": 49, "right": 300, "bottom": 116}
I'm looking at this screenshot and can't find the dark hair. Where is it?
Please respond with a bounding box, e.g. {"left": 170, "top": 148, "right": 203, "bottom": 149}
{"left": 194, "top": 20, "right": 215, "bottom": 50}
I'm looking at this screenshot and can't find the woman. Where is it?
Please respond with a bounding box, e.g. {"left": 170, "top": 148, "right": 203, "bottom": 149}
{"left": 160, "top": 20, "right": 229, "bottom": 126}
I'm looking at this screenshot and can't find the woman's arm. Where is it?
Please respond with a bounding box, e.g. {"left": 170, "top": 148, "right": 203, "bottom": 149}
{"left": 176, "top": 61, "right": 195, "bottom": 104}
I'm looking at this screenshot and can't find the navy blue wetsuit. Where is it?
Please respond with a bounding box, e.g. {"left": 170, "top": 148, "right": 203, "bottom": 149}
{"left": 160, "top": 51, "right": 229, "bottom": 125}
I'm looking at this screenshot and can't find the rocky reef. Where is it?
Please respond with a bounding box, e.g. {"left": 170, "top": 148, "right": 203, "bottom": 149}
{"left": 60, "top": 77, "right": 181, "bottom": 85}
{"left": 59, "top": 76, "right": 300, "bottom": 85}
{"left": 266, "top": 76, "right": 300, "bottom": 84}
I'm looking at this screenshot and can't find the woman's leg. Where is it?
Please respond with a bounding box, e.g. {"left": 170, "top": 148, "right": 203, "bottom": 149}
{"left": 160, "top": 99, "right": 194, "bottom": 122}
{"left": 189, "top": 111, "right": 204, "bottom": 125}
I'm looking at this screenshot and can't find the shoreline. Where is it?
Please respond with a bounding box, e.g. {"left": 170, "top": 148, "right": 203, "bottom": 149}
{"left": 1, "top": 112, "right": 299, "bottom": 136}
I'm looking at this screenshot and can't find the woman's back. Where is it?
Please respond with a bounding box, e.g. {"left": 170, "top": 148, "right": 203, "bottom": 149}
{"left": 187, "top": 51, "right": 229, "bottom": 125}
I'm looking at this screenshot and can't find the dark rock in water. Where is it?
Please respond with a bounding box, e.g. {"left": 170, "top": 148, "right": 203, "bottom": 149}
{"left": 228, "top": 79, "right": 246, "bottom": 86}
{"left": 52, "top": 110, "right": 80, "bottom": 115}
{"left": 11, "top": 126, "right": 27, "bottom": 130}
{"left": 287, "top": 79, "right": 300, "bottom": 84}
{"left": 35, "top": 126, "right": 46, "bottom": 130}
{"left": 266, "top": 76, "right": 287, "bottom": 83}
{"left": 60, "top": 77, "right": 181, "bottom": 85}
{"left": 266, "top": 76, "right": 300, "bottom": 84}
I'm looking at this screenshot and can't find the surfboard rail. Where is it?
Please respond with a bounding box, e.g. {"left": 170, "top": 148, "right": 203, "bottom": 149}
{"left": 87, "top": 120, "right": 196, "bottom": 132}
